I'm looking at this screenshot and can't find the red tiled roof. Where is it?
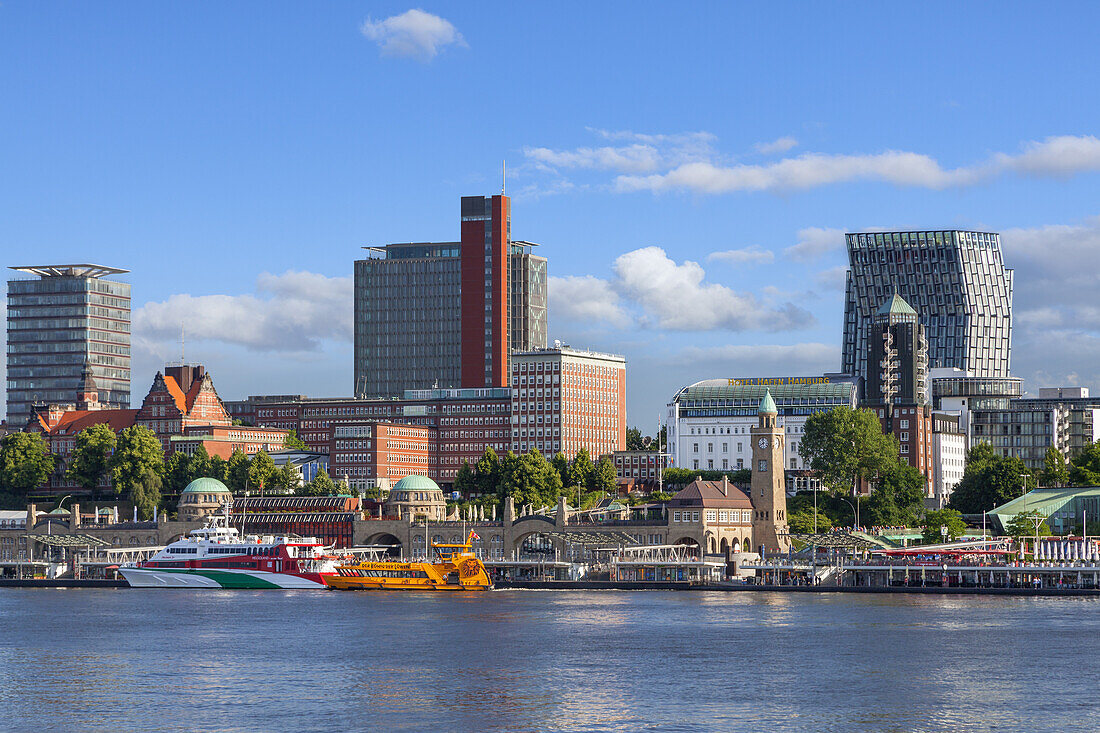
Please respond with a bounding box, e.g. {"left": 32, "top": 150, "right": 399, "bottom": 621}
{"left": 163, "top": 376, "right": 187, "bottom": 413}
{"left": 44, "top": 409, "right": 139, "bottom": 436}
{"left": 183, "top": 376, "right": 205, "bottom": 413}
{"left": 670, "top": 478, "right": 753, "bottom": 509}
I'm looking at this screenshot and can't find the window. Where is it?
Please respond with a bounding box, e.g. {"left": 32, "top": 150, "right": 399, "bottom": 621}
{"left": 790, "top": 458, "right": 797, "bottom": 470}
{"left": 692, "top": 512, "right": 700, "bottom": 522}
{"left": 758, "top": 460, "right": 767, "bottom": 472}
{"left": 673, "top": 511, "right": 681, "bottom": 522}
{"left": 693, "top": 443, "right": 699, "bottom": 453}
{"left": 705, "top": 510, "right": 717, "bottom": 522}
{"left": 899, "top": 419, "right": 910, "bottom": 429}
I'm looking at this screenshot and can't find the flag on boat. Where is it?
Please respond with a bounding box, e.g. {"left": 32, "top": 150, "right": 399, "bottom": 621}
{"left": 470, "top": 531, "right": 480, "bottom": 540}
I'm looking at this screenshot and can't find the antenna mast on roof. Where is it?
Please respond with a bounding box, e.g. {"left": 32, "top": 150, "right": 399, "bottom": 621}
{"left": 181, "top": 323, "right": 185, "bottom": 364}
{"left": 502, "top": 159, "right": 506, "bottom": 195}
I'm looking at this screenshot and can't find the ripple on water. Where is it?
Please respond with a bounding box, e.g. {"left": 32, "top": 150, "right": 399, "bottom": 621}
{"left": 0, "top": 589, "right": 1098, "bottom": 732}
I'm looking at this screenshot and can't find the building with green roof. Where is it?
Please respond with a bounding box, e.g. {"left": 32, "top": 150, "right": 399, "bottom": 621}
{"left": 666, "top": 376, "right": 859, "bottom": 493}
{"left": 987, "top": 486, "right": 1100, "bottom": 535}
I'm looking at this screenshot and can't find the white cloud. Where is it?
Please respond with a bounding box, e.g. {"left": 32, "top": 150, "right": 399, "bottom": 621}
{"left": 783, "top": 226, "right": 846, "bottom": 262}
{"left": 525, "top": 129, "right": 716, "bottom": 175}
{"left": 548, "top": 275, "right": 630, "bottom": 328}
{"left": 612, "top": 247, "right": 813, "bottom": 332}
{"left": 524, "top": 144, "right": 663, "bottom": 174}
{"left": 754, "top": 136, "right": 798, "bottom": 155}
{"left": 528, "top": 131, "right": 1100, "bottom": 195}
{"left": 615, "top": 151, "right": 982, "bottom": 194}
{"left": 707, "top": 245, "right": 775, "bottom": 265}
{"left": 360, "top": 9, "right": 466, "bottom": 61}
{"left": 813, "top": 265, "right": 849, "bottom": 291}
{"left": 998, "top": 135, "right": 1100, "bottom": 177}
{"left": 134, "top": 271, "right": 352, "bottom": 353}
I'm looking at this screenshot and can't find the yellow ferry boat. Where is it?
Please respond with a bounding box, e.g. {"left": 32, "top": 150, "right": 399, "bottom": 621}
{"left": 323, "top": 531, "right": 491, "bottom": 591}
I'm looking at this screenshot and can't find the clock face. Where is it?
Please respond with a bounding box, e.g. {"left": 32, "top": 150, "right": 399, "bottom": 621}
{"left": 758, "top": 437, "right": 769, "bottom": 450}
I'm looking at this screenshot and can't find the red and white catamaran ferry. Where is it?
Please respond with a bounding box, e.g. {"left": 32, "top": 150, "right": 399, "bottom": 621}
{"left": 119, "top": 514, "right": 339, "bottom": 589}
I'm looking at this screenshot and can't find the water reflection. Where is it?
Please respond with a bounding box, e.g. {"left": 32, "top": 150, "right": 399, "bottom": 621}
{"left": 1, "top": 589, "right": 1099, "bottom": 732}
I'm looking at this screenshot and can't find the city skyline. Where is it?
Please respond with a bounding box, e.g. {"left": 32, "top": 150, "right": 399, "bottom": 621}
{"left": 4, "top": 4, "right": 1100, "bottom": 425}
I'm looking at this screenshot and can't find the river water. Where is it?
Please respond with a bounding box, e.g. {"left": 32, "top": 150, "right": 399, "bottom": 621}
{"left": 0, "top": 589, "right": 1097, "bottom": 732}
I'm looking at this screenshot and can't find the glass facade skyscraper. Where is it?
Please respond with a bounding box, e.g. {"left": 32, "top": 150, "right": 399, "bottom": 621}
{"left": 6, "top": 264, "right": 131, "bottom": 425}
{"left": 353, "top": 195, "right": 548, "bottom": 398}
{"left": 842, "top": 230, "right": 1013, "bottom": 383}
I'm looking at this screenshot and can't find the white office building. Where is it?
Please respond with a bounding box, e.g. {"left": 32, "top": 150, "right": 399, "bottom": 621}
{"left": 665, "top": 377, "right": 859, "bottom": 491}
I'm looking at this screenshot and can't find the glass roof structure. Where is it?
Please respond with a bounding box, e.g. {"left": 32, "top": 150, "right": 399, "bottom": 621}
{"left": 672, "top": 379, "right": 858, "bottom": 417}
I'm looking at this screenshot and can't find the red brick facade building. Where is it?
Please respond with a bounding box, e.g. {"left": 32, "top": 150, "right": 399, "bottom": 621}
{"left": 510, "top": 346, "right": 626, "bottom": 458}
{"left": 170, "top": 424, "right": 290, "bottom": 459}
{"left": 328, "top": 421, "right": 435, "bottom": 489}
{"left": 134, "top": 365, "right": 232, "bottom": 449}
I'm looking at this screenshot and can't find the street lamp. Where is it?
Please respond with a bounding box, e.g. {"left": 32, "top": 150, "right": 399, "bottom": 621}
{"left": 838, "top": 497, "right": 857, "bottom": 530}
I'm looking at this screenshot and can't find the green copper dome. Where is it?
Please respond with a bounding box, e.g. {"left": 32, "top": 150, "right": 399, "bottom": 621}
{"left": 392, "top": 475, "right": 441, "bottom": 493}
{"left": 758, "top": 389, "right": 777, "bottom": 414}
{"left": 182, "top": 477, "right": 231, "bottom": 494}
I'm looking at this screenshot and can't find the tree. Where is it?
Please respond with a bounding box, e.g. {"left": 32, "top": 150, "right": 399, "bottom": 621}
{"left": 0, "top": 432, "right": 56, "bottom": 503}
{"left": 283, "top": 429, "right": 309, "bottom": 451}
{"left": 862, "top": 462, "right": 926, "bottom": 527}
{"left": 188, "top": 445, "right": 213, "bottom": 482}
{"left": 662, "top": 468, "right": 751, "bottom": 486}
{"left": 109, "top": 426, "right": 164, "bottom": 509}
{"left": 590, "top": 456, "right": 617, "bottom": 493}
{"left": 626, "top": 427, "right": 644, "bottom": 450}
{"left": 475, "top": 447, "right": 500, "bottom": 495}
{"left": 129, "top": 469, "right": 162, "bottom": 520}
{"left": 551, "top": 452, "right": 570, "bottom": 487}
{"left": 163, "top": 452, "right": 192, "bottom": 494}
{"left": 208, "top": 455, "right": 228, "bottom": 483}
{"left": 948, "top": 445, "right": 1034, "bottom": 514}
{"left": 299, "top": 469, "right": 336, "bottom": 497}
{"left": 65, "top": 423, "right": 116, "bottom": 500}
{"left": 1005, "top": 510, "right": 1051, "bottom": 542}
{"left": 798, "top": 407, "right": 898, "bottom": 495}
{"left": 247, "top": 451, "right": 276, "bottom": 494}
{"left": 569, "top": 448, "right": 594, "bottom": 489}
{"left": 270, "top": 463, "right": 301, "bottom": 494}
{"left": 921, "top": 508, "right": 966, "bottom": 544}
{"left": 225, "top": 449, "right": 250, "bottom": 493}
{"left": 1041, "top": 446, "right": 1070, "bottom": 488}
{"left": 788, "top": 508, "right": 833, "bottom": 534}
{"left": 454, "top": 461, "right": 476, "bottom": 496}
{"left": 1069, "top": 441, "right": 1100, "bottom": 486}
{"left": 500, "top": 450, "right": 562, "bottom": 509}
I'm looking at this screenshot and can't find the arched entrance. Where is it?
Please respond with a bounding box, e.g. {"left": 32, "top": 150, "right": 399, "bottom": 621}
{"left": 720, "top": 538, "right": 730, "bottom": 556}
{"left": 520, "top": 532, "right": 555, "bottom": 556}
{"left": 367, "top": 533, "right": 403, "bottom": 558}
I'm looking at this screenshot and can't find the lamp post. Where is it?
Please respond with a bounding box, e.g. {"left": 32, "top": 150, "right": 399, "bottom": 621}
{"left": 839, "top": 497, "right": 857, "bottom": 531}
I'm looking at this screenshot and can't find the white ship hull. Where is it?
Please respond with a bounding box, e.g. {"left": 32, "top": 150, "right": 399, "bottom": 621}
{"left": 119, "top": 567, "right": 326, "bottom": 589}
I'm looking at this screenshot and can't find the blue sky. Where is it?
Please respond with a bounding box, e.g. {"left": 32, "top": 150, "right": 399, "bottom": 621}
{"left": 4, "top": 3, "right": 1100, "bottom": 427}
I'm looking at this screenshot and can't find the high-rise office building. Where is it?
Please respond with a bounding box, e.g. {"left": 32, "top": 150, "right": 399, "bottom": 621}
{"left": 841, "top": 230, "right": 1013, "bottom": 383}
{"left": 353, "top": 195, "right": 548, "bottom": 398}
{"left": 6, "top": 264, "right": 131, "bottom": 426}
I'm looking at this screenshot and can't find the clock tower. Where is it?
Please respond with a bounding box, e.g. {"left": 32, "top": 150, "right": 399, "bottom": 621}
{"left": 750, "top": 390, "right": 790, "bottom": 553}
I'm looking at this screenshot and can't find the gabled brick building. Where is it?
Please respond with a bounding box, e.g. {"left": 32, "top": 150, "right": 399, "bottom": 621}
{"left": 134, "top": 365, "right": 232, "bottom": 448}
